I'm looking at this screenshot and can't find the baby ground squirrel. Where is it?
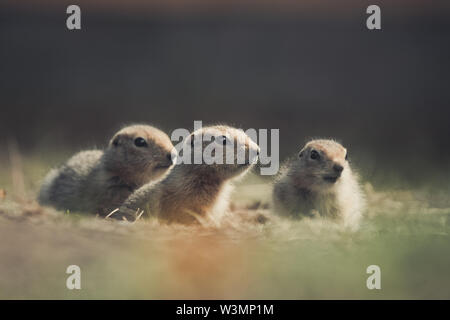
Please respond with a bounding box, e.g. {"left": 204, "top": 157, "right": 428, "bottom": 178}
{"left": 38, "top": 124, "right": 175, "bottom": 217}
{"left": 119, "top": 125, "right": 260, "bottom": 224}
{"left": 273, "top": 139, "right": 365, "bottom": 228}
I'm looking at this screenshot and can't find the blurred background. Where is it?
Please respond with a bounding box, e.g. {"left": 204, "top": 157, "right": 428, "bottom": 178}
{"left": 1, "top": 0, "right": 450, "bottom": 188}
{"left": 1, "top": 1, "right": 450, "bottom": 301}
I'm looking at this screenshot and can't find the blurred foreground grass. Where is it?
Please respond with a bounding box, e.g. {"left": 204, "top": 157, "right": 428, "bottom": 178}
{"left": 0, "top": 154, "right": 449, "bottom": 299}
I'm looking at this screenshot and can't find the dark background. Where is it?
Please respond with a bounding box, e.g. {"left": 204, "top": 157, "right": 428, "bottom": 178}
{"left": 1, "top": 1, "right": 449, "bottom": 187}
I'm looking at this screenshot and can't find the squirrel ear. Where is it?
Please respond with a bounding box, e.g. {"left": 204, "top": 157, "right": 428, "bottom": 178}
{"left": 111, "top": 135, "right": 121, "bottom": 147}
{"left": 298, "top": 150, "right": 304, "bottom": 158}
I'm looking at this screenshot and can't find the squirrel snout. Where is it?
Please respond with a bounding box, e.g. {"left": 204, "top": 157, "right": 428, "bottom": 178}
{"left": 333, "top": 164, "right": 344, "bottom": 174}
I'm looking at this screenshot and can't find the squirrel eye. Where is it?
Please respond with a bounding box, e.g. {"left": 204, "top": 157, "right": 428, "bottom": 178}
{"left": 310, "top": 150, "right": 320, "bottom": 160}
{"left": 134, "top": 137, "right": 147, "bottom": 147}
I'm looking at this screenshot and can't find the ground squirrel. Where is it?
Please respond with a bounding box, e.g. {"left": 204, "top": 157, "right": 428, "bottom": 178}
{"left": 119, "top": 125, "right": 260, "bottom": 224}
{"left": 38, "top": 124, "right": 175, "bottom": 217}
{"left": 273, "top": 139, "right": 365, "bottom": 228}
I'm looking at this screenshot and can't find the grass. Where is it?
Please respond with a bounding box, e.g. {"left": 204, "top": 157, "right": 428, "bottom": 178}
{"left": 0, "top": 155, "right": 449, "bottom": 299}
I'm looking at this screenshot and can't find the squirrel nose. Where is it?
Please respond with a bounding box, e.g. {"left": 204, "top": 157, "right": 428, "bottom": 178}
{"left": 333, "top": 164, "right": 344, "bottom": 173}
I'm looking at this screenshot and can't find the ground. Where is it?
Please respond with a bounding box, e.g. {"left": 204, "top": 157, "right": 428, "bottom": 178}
{"left": 0, "top": 156, "right": 449, "bottom": 299}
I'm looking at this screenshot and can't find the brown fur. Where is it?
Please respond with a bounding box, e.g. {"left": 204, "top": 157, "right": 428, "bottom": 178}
{"left": 273, "top": 139, "right": 365, "bottom": 229}
{"left": 119, "top": 125, "right": 260, "bottom": 224}
{"left": 38, "top": 125, "right": 175, "bottom": 217}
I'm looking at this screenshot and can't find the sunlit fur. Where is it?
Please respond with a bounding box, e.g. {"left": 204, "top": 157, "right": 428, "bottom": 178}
{"left": 38, "top": 124, "right": 174, "bottom": 216}
{"left": 273, "top": 139, "right": 365, "bottom": 229}
{"left": 120, "top": 125, "right": 260, "bottom": 225}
